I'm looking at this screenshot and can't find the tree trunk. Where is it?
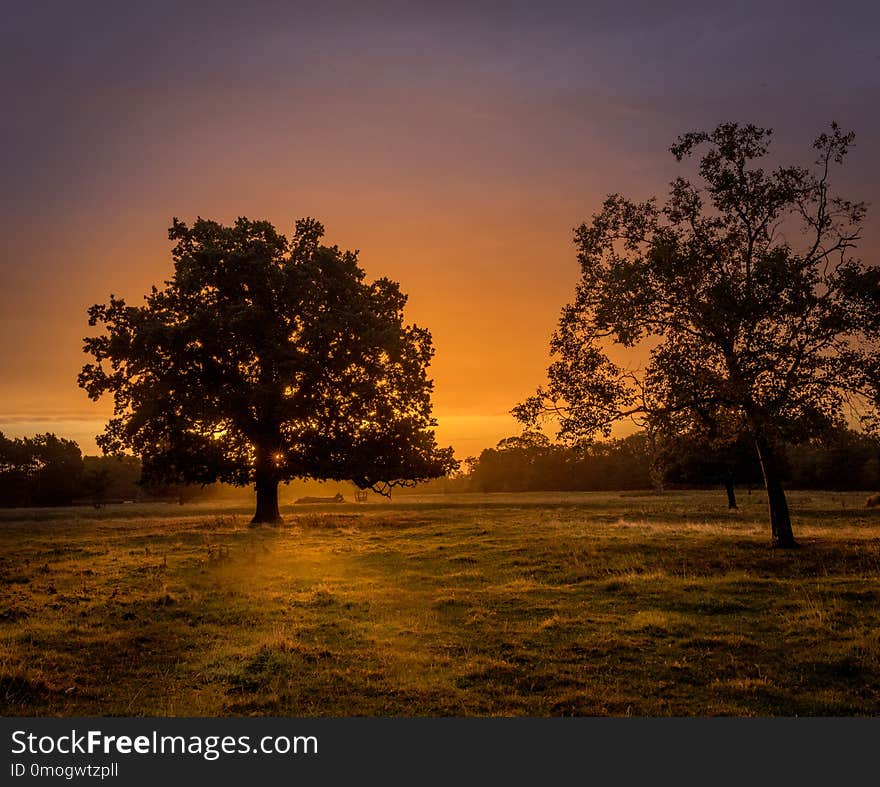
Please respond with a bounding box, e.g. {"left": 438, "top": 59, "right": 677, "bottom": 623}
{"left": 252, "top": 477, "right": 281, "bottom": 524}
{"left": 724, "top": 475, "right": 737, "bottom": 510}
{"left": 754, "top": 436, "right": 797, "bottom": 548}
{"left": 251, "top": 452, "right": 282, "bottom": 525}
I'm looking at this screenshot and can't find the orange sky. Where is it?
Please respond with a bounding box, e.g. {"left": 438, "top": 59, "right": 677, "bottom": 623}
{"left": 1, "top": 4, "right": 878, "bottom": 459}
{"left": 0, "top": 194, "right": 589, "bottom": 457}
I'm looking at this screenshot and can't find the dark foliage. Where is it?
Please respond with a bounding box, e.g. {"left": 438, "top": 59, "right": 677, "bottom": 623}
{"left": 465, "top": 432, "right": 654, "bottom": 492}
{"left": 457, "top": 428, "right": 880, "bottom": 496}
{"left": 0, "top": 432, "right": 83, "bottom": 507}
{"left": 516, "top": 123, "right": 880, "bottom": 546}
{"left": 79, "top": 217, "right": 457, "bottom": 522}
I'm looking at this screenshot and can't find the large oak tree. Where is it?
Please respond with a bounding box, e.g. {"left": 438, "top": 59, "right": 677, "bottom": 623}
{"left": 515, "top": 123, "right": 880, "bottom": 547}
{"left": 79, "top": 217, "right": 457, "bottom": 523}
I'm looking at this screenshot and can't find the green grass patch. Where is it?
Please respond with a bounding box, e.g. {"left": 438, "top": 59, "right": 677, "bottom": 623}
{"left": 1, "top": 490, "right": 879, "bottom": 716}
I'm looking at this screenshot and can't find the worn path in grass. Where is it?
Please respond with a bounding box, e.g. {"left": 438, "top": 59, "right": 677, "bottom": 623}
{"left": 2, "top": 490, "right": 879, "bottom": 716}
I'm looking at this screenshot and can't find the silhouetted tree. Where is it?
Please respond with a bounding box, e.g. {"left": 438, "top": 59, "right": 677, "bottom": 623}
{"left": 0, "top": 432, "right": 83, "bottom": 506}
{"left": 30, "top": 434, "right": 85, "bottom": 505}
{"left": 0, "top": 432, "right": 35, "bottom": 507}
{"left": 515, "top": 123, "right": 880, "bottom": 547}
{"left": 79, "top": 217, "right": 456, "bottom": 523}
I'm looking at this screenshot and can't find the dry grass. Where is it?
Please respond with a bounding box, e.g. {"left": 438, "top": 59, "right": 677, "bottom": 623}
{"left": 1, "top": 490, "right": 880, "bottom": 716}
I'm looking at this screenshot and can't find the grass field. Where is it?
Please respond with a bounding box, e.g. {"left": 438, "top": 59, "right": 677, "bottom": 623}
{"left": 2, "top": 490, "right": 880, "bottom": 717}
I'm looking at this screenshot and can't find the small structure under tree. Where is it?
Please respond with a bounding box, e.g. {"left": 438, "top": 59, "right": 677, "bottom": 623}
{"left": 79, "top": 217, "right": 457, "bottom": 524}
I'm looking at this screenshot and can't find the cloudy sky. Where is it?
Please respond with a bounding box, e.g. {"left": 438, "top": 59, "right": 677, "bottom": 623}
{"left": 2, "top": 1, "right": 878, "bottom": 456}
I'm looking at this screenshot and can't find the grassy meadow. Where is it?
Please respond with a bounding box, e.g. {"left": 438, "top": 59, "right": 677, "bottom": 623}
{"left": 2, "top": 490, "right": 880, "bottom": 717}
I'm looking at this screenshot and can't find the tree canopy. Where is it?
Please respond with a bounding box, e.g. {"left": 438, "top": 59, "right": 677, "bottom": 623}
{"left": 79, "top": 217, "right": 457, "bottom": 522}
{"left": 515, "top": 123, "right": 880, "bottom": 546}
{"left": 0, "top": 432, "right": 84, "bottom": 507}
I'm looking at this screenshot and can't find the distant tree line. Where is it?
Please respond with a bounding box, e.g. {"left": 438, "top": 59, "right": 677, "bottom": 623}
{"left": 2, "top": 427, "right": 877, "bottom": 508}
{"left": 452, "top": 428, "right": 880, "bottom": 496}
{"left": 463, "top": 432, "right": 654, "bottom": 492}
{"left": 0, "top": 432, "right": 210, "bottom": 508}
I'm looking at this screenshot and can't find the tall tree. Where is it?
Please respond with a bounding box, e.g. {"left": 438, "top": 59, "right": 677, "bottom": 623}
{"left": 79, "top": 217, "right": 456, "bottom": 523}
{"left": 515, "top": 123, "right": 880, "bottom": 547}
{"left": 0, "top": 432, "right": 84, "bottom": 507}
